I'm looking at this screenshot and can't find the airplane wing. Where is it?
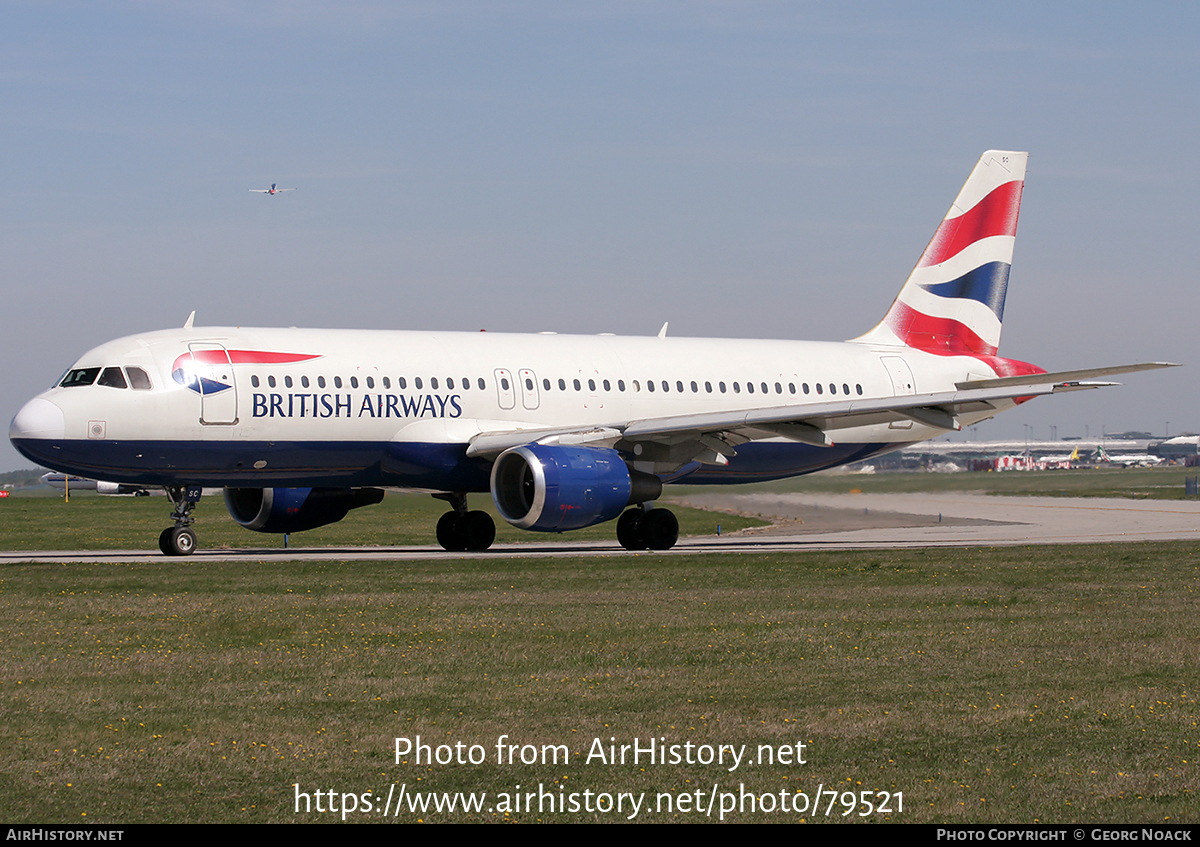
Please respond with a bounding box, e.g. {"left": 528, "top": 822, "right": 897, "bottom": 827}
{"left": 465, "top": 362, "right": 1178, "bottom": 462}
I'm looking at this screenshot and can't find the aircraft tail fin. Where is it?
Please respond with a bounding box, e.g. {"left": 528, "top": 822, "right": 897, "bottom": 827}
{"left": 851, "top": 150, "right": 1027, "bottom": 357}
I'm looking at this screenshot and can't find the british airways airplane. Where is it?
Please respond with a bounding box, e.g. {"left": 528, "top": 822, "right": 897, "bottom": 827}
{"left": 9, "top": 151, "right": 1172, "bottom": 556}
{"left": 248, "top": 183, "right": 295, "bottom": 195}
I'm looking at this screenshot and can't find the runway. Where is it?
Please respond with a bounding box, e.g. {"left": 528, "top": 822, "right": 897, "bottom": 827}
{"left": 3, "top": 493, "right": 1198, "bottom": 563}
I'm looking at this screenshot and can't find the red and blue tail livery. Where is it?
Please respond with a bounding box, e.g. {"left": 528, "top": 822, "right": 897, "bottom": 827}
{"left": 10, "top": 151, "right": 1173, "bottom": 556}
{"left": 854, "top": 151, "right": 1024, "bottom": 358}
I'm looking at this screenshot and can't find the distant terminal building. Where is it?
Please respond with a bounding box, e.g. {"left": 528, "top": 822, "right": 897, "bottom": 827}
{"left": 861, "top": 437, "right": 1164, "bottom": 472}
{"left": 1150, "top": 435, "right": 1200, "bottom": 464}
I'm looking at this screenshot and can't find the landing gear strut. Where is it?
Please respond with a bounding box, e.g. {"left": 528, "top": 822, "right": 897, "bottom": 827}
{"left": 616, "top": 504, "right": 679, "bottom": 551}
{"left": 160, "top": 485, "right": 202, "bottom": 556}
{"left": 433, "top": 493, "right": 496, "bottom": 552}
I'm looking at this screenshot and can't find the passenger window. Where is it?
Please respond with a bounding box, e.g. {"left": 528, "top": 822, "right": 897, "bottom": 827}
{"left": 98, "top": 367, "right": 127, "bottom": 389}
{"left": 526, "top": 378, "right": 534, "bottom": 390}
{"left": 365, "top": 376, "right": 373, "bottom": 389}
{"left": 843, "top": 383, "right": 850, "bottom": 395}
{"left": 661, "top": 381, "right": 669, "bottom": 392}
{"left": 382, "top": 377, "right": 389, "bottom": 389}
{"left": 285, "top": 375, "right": 294, "bottom": 388}
{"left": 647, "top": 381, "right": 655, "bottom": 393}
{"left": 691, "top": 381, "right": 698, "bottom": 393}
{"left": 788, "top": 383, "right": 795, "bottom": 394}
{"left": 319, "top": 376, "right": 327, "bottom": 389}
{"left": 268, "top": 375, "right": 277, "bottom": 388}
{"left": 618, "top": 380, "right": 626, "bottom": 391}
{"left": 543, "top": 378, "right": 551, "bottom": 391}
{"left": 501, "top": 378, "right": 510, "bottom": 390}
{"left": 430, "top": 377, "right": 438, "bottom": 389}
{"left": 398, "top": 377, "right": 406, "bottom": 389}
{"left": 447, "top": 378, "right": 454, "bottom": 389}
{"left": 816, "top": 384, "right": 823, "bottom": 394}
{"left": 251, "top": 375, "right": 261, "bottom": 388}
{"left": 856, "top": 384, "right": 863, "bottom": 395}
{"left": 477, "top": 378, "right": 486, "bottom": 390}
{"left": 335, "top": 376, "right": 343, "bottom": 389}
{"left": 302, "top": 375, "right": 311, "bottom": 388}
{"left": 415, "top": 377, "right": 423, "bottom": 389}
{"left": 705, "top": 381, "right": 712, "bottom": 393}
{"left": 573, "top": 379, "right": 581, "bottom": 391}
{"left": 588, "top": 379, "right": 596, "bottom": 391}
{"left": 677, "top": 380, "right": 684, "bottom": 392}
{"left": 829, "top": 383, "right": 836, "bottom": 394}
{"left": 719, "top": 382, "right": 726, "bottom": 393}
{"left": 126, "top": 367, "right": 152, "bottom": 390}
{"left": 733, "top": 382, "right": 740, "bottom": 394}
{"left": 461, "top": 377, "right": 470, "bottom": 390}
{"left": 558, "top": 379, "right": 566, "bottom": 390}
{"left": 350, "top": 376, "right": 359, "bottom": 389}
{"left": 747, "top": 382, "right": 754, "bottom": 394}
{"left": 603, "top": 379, "right": 611, "bottom": 391}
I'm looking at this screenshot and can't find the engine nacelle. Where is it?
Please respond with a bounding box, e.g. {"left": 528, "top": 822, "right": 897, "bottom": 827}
{"left": 490, "top": 444, "right": 661, "bottom": 532}
{"left": 224, "top": 487, "right": 385, "bottom": 534}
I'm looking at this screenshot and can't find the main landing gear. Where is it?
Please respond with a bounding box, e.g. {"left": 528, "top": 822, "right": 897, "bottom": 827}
{"left": 616, "top": 505, "right": 679, "bottom": 551}
{"left": 434, "top": 493, "right": 496, "bottom": 552}
{"left": 159, "top": 485, "right": 203, "bottom": 556}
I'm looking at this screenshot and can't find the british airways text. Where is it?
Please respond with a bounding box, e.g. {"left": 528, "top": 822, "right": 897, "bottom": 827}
{"left": 252, "top": 393, "right": 464, "bottom": 419}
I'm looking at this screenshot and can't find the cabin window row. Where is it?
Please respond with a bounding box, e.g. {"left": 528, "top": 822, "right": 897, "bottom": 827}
{"left": 250, "top": 375, "right": 488, "bottom": 391}
{"left": 521, "top": 377, "right": 864, "bottom": 397}
{"left": 249, "top": 372, "right": 865, "bottom": 398}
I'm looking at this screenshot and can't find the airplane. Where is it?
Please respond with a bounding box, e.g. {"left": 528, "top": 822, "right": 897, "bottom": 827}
{"left": 1095, "top": 445, "right": 1164, "bottom": 467}
{"left": 41, "top": 472, "right": 152, "bottom": 496}
{"left": 9, "top": 150, "right": 1175, "bottom": 556}
{"left": 248, "top": 184, "right": 295, "bottom": 195}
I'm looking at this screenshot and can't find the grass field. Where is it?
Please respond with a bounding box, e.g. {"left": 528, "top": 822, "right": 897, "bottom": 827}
{"left": 690, "top": 464, "right": 1200, "bottom": 500}
{"left": 1, "top": 542, "right": 1197, "bottom": 823}
{"left": 0, "top": 490, "right": 765, "bottom": 553}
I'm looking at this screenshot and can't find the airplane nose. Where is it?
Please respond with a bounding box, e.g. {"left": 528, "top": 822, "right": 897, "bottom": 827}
{"left": 9, "top": 397, "right": 65, "bottom": 441}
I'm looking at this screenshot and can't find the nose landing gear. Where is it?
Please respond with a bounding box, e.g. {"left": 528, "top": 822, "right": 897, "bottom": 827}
{"left": 159, "top": 485, "right": 202, "bottom": 556}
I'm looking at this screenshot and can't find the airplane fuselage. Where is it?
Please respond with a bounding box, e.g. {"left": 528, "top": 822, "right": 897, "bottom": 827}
{"left": 11, "top": 326, "right": 1012, "bottom": 492}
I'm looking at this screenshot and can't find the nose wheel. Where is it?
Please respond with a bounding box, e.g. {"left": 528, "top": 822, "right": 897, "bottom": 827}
{"left": 160, "top": 485, "right": 202, "bottom": 556}
{"left": 159, "top": 526, "right": 197, "bottom": 556}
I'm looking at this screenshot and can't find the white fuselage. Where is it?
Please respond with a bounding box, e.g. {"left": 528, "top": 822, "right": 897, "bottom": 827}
{"left": 11, "top": 325, "right": 1011, "bottom": 491}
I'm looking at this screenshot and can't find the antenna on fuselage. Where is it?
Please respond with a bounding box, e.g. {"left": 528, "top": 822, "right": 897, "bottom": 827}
{"left": 183, "top": 311, "right": 195, "bottom": 329}
{"left": 657, "top": 321, "right": 668, "bottom": 338}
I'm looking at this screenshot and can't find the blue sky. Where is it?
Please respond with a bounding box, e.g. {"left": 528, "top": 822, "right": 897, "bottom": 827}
{"left": 3, "top": 2, "right": 1197, "bottom": 470}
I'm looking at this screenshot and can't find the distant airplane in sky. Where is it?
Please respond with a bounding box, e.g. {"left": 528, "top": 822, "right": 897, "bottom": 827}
{"left": 248, "top": 184, "right": 295, "bottom": 195}
{"left": 10, "top": 151, "right": 1175, "bottom": 556}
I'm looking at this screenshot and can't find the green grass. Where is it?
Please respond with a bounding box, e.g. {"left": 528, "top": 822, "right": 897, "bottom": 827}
{"left": 1, "top": 543, "right": 1198, "bottom": 823}
{"left": 0, "top": 491, "right": 765, "bottom": 552}
{"left": 678, "top": 465, "right": 1200, "bottom": 500}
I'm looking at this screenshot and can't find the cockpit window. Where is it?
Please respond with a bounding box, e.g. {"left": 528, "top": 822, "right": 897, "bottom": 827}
{"left": 61, "top": 367, "right": 101, "bottom": 388}
{"left": 126, "top": 367, "right": 152, "bottom": 390}
{"left": 97, "top": 367, "right": 128, "bottom": 389}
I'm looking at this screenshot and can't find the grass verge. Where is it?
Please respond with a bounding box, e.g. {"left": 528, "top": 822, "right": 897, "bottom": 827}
{"left": 1, "top": 543, "right": 1197, "bottom": 822}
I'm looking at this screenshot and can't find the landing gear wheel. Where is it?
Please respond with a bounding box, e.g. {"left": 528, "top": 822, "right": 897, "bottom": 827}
{"left": 460, "top": 511, "right": 496, "bottom": 551}
{"left": 436, "top": 512, "right": 466, "bottom": 551}
{"left": 159, "top": 526, "right": 197, "bottom": 556}
{"left": 617, "top": 509, "right": 646, "bottom": 550}
{"left": 437, "top": 511, "right": 496, "bottom": 552}
{"left": 639, "top": 508, "right": 679, "bottom": 551}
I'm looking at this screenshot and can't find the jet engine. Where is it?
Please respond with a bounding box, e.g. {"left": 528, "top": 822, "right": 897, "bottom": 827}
{"left": 490, "top": 444, "right": 661, "bottom": 532}
{"left": 224, "top": 487, "right": 385, "bottom": 534}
